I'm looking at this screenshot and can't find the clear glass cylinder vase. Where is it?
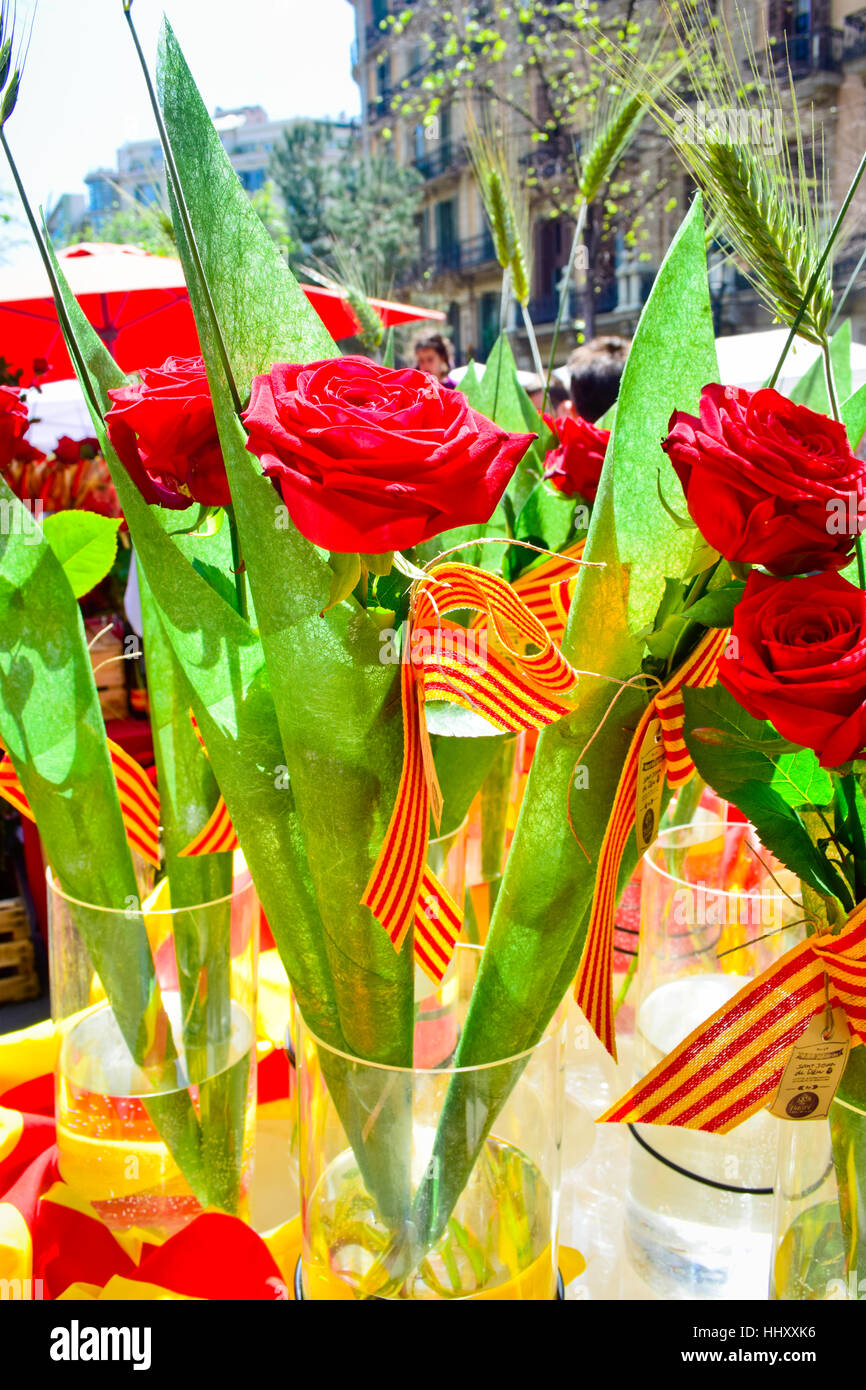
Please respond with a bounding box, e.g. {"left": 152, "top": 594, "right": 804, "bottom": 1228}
{"left": 625, "top": 819, "right": 803, "bottom": 1300}
{"left": 48, "top": 859, "right": 258, "bottom": 1238}
{"left": 296, "top": 943, "right": 565, "bottom": 1300}
{"left": 772, "top": 1079, "right": 866, "bottom": 1300}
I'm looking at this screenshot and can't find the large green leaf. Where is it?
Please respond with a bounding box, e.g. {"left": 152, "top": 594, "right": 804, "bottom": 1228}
{"left": 42, "top": 511, "right": 121, "bottom": 599}
{"left": 157, "top": 20, "right": 414, "bottom": 1222}
{"left": 409, "top": 196, "right": 724, "bottom": 1250}
{"left": 611, "top": 200, "right": 719, "bottom": 633}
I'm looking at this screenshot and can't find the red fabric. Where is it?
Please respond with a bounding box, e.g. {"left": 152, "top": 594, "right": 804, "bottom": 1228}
{"left": 0, "top": 1072, "right": 54, "bottom": 1115}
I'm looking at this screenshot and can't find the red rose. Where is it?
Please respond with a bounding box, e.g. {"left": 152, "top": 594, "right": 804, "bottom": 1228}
{"left": 662, "top": 384, "right": 866, "bottom": 576}
{"left": 719, "top": 569, "right": 866, "bottom": 767}
{"left": 105, "top": 357, "right": 228, "bottom": 510}
{"left": 543, "top": 413, "right": 609, "bottom": 503}
{"left": 55, "top": 435, "right": 100, "bottom": 463}
{"left": 0, "top": 386, "right": 29, "bottom": 471}
{"left": 242, "top": 356, "right": 533, "bottom": 553}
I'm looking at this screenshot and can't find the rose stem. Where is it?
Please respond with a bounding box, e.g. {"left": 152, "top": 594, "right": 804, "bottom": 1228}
{"left": 838, "top": 772, "right": 866, "bottom": 904}
{"left": 123, "top": 1, "right": 243, "bottom": 420}
{"left": 821, "top": 337, "right": 865, "bottom": 588}
{"left": 226, "top": 504, "right": 249, "bottom": 623}
{"left": 542, "top": 199, "right": 587, "bottom": 416}
{"left": 768, "top": 149, "right": 866, "bottom": 391}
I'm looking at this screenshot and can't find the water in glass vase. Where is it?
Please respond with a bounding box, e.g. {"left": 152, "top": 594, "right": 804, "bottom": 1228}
{"left": 626, "top": 975, "right": 778, "bottom": 1300}
{"left": 303, "top": 1132, "right": 554, "bottom": 1300}
{"left": 56, "top": 993, "right": 255, "bottom": 1237}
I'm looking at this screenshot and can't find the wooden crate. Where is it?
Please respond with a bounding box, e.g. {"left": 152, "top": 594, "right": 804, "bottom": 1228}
{"left": 88, "top": 624, "right": 129, "bottom": 721}
{"left": 0, "top": 931, "right": 39, "bottom": 1004}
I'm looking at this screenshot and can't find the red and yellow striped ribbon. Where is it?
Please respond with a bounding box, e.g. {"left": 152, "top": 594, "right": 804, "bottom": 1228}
{"left": 471, "top": 540, "right": 586, "bottom": 646}
{"left": 179, "top": 798, "right": 239, "bottom": 856}
{"left": 574, "top": 626, "right": 730, "bottom": 1061}
{"left": 599, "top": 905, "right": 866, "bottom": 1133}
{"left": 0, "top": 739, "right": 161, "bottom": 868}
{"left": 363, "top": 561, "right": 580, "bottom": 965}
{"left": 414, "top": 866, "right": 463, "bottom": 985}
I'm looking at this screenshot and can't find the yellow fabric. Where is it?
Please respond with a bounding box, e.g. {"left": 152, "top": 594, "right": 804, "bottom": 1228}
{"left": 0, "top": 1106, "right": 23, "bottom": 1163}
{"left": 0, "top": 1019, "right": 58, "bottom": 1093}
{"left": 559, "top": 1244, "right": 586, "bottom": 1285}
{"left": 261, "top": 1214, "right": 301, "bottom": 1294}
{"left": 258, "top": 950, "right": 292, "bottom": 1048}
{"left": 0, "top": 1201, "right": 31, "bottom": 1283}
{"left": 56, "top": 1276, "right": 198, "bottom": 1301}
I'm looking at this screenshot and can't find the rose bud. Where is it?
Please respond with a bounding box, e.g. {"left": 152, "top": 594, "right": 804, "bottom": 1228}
{"left": 106, "top": 356, "right": 229, "bottom": 510}
{"left": 662, "top": 384, "right": 866, "bottom": 576}
{"left": 543, "top": 412, "right": 609, "bottom": 504}
{"left": 719, "top": 568, "right": 866, "bottom": 768}
{"left": 242, "top": 355, "right": 534, "bottom": 554}
{"left": 0, "top": 385, "right": 30, "bottom": 471}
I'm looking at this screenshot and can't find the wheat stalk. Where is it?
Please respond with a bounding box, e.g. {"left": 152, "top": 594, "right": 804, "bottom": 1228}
{"left": 579, "top": 91, "right": 646, "bottom": 205}
{"left": 466, "top": 108, "right": 532, "bottom": 307}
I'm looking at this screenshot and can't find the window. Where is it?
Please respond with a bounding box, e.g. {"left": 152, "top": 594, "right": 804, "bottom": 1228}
{"left": 238, "top": 168, "right": 266, "bottom": 193}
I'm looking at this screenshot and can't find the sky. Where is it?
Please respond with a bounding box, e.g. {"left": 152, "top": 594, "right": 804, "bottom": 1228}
{"left": 0, "top": 0, "right": 360, "bottom": 224}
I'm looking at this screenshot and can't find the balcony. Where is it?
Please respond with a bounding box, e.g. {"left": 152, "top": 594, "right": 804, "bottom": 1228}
{"left": 366, "top": 21, "right": 388, "bottom": 50}
{"left": 397, "top": 232, "right": 498, "bottom": 284}
{"left": 526, "top": 289, "right": 580, "bottom": 325}
{"left": 771, "top": 26, "right": 844, "bottom": 79}
{"left": 413, "top": 141, "right": 467, "bottom": 180}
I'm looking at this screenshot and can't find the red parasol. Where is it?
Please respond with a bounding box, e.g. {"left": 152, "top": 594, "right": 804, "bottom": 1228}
{"left": 0, "top": 243, "right": 445, "bottom": 385}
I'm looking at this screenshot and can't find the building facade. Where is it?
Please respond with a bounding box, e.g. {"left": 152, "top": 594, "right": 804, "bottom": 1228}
{"left": 348, "top": 0, "right": 866, "bottom": 366}
{"left": 66, "top": 107, "right": 355, "bottom": 239}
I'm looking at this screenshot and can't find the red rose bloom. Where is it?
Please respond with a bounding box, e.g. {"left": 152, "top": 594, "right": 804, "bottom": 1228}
{"left": 105, "top": 356, "right": 228, "bottom": 510}
{"left": 719, "top": 569, "right": 866, "bottom": 767}
{"left": 0, "top": 386, "right": 30, "bottom": 470}
{"left": 242, "top": 356, "right": 533, "bottom": 554}
{"left": 54, "top": 435, "right": 100, "bottom": 463}
{"left": 543, "top": 413, "right": 609, "bottom": 503}
{"left": 662, "top": 384, "right": 866, "bottom": 576}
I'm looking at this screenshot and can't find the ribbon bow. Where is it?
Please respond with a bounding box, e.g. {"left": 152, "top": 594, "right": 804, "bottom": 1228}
{"left": 573, "top": 626, "right": 730, "bottom": 1060}
{"left": 362, "top": 561, "right": 580, "bottom": 980}
{"left": 599, "top": 906, "right": 866, "bottom": 1134}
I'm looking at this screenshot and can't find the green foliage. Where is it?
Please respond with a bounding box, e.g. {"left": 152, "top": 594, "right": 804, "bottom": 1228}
{"left": 42, "top": 510, "right": 121, "bottom": 598}
{"left": 270, "top": 121, "right": 423, "bottom": 297}
{"left": 682, "top": 684, "right": 848, "bottom": 904}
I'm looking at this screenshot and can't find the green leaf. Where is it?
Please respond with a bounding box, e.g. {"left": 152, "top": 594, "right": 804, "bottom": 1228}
{"left": 685, "top": 583, "right": 744, "bottom": 628}
{"left": 842, "top": 381, "right": 866, "bottom": 449}
{"left": 682, "top": 684, "right": 846, "bottom": 902}
{"left": 732, "top": 780, "right": 847, "bottom": 902}
{"left": 514, "top": 480, "right": 576, "bottom": 557}
{"left": 42, "top": 511, "right": 121, "bottom": 599}
{"left": 325, "top": 552, "right": 362, "bottom": 613}
{"left": 683, "top": 684, "right": 833, "bottom": 807}
{"left": 478, "top": 333, "right": 548, "bottom": 516}
{"left": 609, "top": 199, "right": 719, "bottom": 633}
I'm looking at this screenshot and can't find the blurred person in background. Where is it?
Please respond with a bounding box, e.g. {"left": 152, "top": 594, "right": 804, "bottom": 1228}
{"left": 414, "top": 332, "right": 456, "bottom": 388}
{"left": 567, "top": 335, "right": 630, "bottom": 422}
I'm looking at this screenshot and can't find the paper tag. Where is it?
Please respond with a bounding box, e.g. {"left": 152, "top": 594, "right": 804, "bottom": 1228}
{"left": 768, "top": 1007, "right": 851, "bottom": 1121}
{"left": 416, "top": 683, "right": 444, "bottom": 832}
{"left": 635, "top": 717, "right": 666, "bottom": 854}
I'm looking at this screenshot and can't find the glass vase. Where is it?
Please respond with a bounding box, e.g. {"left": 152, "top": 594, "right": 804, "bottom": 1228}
{"left": 296, "top": 943, "right": 565, "bottom": 1300}
{"left": 48, "top": 859, "right": 258, "bottom": 1238}
{"left": 625, "top": 820, "right": 803, "bottom": 1299}
{"left": 772, "top": 1052, "right": 866, "bottom": 1301}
